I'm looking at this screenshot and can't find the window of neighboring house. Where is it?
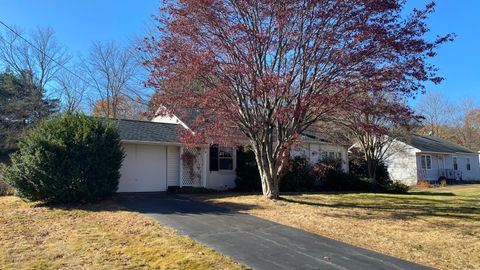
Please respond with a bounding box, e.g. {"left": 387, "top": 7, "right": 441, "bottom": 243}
{"left": 453, "top": 157, "right": 458, "bottom": 171}
{"left": 466, "top": 157, "right": 471, "bottom": 171}
{"left": 320, "top": 151, "right": 327, "bottom": 161}
{"left": 293, "top": 148, "right": 306, "bottom": 158}
{"left": 421, "top": 155, "right": 432, "bottom": 170}
{"left": 336, "top": 152, "right": 342, "bottom": 160}
{"left": 329, "top": 151, "right": 335, "bottom": 159}
{"left": 218, "top": 146, "right": 234, "bottom": 170}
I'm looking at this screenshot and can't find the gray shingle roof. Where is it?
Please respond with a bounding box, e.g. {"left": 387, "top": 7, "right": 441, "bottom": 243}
{"left": 300, "top": 133, "right": 330, "bottom": 143}
{"left": 115, "top": 119, "right": 181, "bottom": 144}
{"left": 403, "top": 134, "right": 476, "bottom": 154}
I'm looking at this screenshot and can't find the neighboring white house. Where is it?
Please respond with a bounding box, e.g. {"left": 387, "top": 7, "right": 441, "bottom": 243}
{"left": 384, "top": 134, "right": 480, "bottom": 186}
{"left": 115, "top": 116, "right": 349, "bottom": 193}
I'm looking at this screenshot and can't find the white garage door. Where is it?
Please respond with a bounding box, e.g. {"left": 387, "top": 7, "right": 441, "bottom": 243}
{"left": 118, "top": 144, "right": 168, "bottom": 192}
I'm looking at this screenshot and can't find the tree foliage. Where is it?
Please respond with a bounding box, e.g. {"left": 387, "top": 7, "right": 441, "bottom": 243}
{"left": 0, "top": 72, "right": 58, "bottom": 157}
{"left": 92, "top": 95, "right": 147, "bottom": 120}
{"left": 338, "top": 91, "right": 417, "bottom": 181}
{"left": 145, "top": 0, "right": 450, "bottom": 199}
{"left": 1, "top": 113, "right": 124, "bottom": 203}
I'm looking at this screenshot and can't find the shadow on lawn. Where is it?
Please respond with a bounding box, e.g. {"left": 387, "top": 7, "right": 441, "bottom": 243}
{"left": 408, "top": 191, "right": 455, "bottom": 196}
{"left": 33, "top": 197, "right": 125, "bottom": 212}
{"left": 279, "top": 195, "right": 480, "bottom": 221}
{"left": 30, "top": 192, "right": 263, "bottom": 217}
{"left": 32, "top": 188, "right": 479, "bottom": 225}
{"left": 115, "top": 193, "right": 265, "bottom": 216}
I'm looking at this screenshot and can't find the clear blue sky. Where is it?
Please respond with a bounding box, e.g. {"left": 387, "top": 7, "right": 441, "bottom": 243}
{"left": 0, "top": 0, "right": 478, "bottom": 105}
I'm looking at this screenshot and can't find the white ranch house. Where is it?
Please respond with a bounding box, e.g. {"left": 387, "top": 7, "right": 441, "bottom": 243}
{"left": 384, "top": 134, "right": 480, "bottom": 186}
{"left": 115, "top": 116, "right": 349, "bottom": 193}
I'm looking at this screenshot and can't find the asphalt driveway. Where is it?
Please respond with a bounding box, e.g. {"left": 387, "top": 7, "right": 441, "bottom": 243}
{"left": 117, "top": 194, "right": 431, "bottom": 270}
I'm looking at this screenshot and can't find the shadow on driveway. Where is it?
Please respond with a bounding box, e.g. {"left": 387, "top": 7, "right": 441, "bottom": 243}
{"left": 116, "top": 193, "right": 433, "bottom": 270}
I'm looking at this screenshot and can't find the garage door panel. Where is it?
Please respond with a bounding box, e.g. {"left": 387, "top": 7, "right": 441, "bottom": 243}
{"left": 118, "top": 144, "right": 167, "bottom": 192}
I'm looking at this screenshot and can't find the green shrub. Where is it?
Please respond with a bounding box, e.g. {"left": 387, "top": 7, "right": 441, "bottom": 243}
{"left": 2, "top": 114, "right": 124, "bottom": 203}
{"left": 323, "top": 170, "right": 370, "bottom": 191}
{"left": 349, "top": 148, "right": 390, "bottom": 184}
{"left": 382, "top": 181, "right": 410, "bottom": 194}
{"left": 323, "top": 169, "right": 409, "bottom": 194}
{"left": 0, "top": 167, "right": 14, "bottom": 196}
{"left": 280, "top": 156, "right": 315, "bottom": 192}
{"left": 236, "top": 152, "right": 316, "bottom": 192}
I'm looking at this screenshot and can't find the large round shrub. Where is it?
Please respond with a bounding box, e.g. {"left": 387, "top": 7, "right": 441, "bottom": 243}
{"left": 2, "top": 114, "right": 124, "bottom": 203}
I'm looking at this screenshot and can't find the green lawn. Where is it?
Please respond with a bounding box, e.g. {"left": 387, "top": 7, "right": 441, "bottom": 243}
{"left": 192, "top": 184, "right": 480, "bottom": 270}
{"left": 0, "top": 196, "right": 245, "bottom": 270}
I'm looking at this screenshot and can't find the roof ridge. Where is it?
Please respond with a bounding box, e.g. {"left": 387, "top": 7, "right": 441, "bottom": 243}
{"left": 115, "top": 118, "right": 179, "bottom": 126}
{"left": 408, "top": 133, "right": 475, "bottom": 153}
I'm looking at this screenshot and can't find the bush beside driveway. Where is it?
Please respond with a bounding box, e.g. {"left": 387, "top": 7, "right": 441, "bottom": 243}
{"left": 190, "top": 185, "right": 480, "bottom": 270}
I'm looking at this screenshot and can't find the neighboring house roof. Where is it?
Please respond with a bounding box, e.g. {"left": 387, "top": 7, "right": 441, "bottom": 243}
{"left": 301, "top": 129, "right": 351, "bottom": 146}
{"left": 116, "top": 119, "right": 181, "bottom": 144}
{"left": 401, "top": 134, "right": 476, "bottom": 154}
{"left": 300, "top": 133, "right": 330, "bottom": 143}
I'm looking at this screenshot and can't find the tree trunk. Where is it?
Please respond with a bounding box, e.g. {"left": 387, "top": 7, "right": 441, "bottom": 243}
{"left": 259, "top": 169, "right": 280, "bottom": 200}
{"left": 366, "top": 158, "right": 377, "bottom": 181}
{"left": 251, "top": 143, "right": 283, "bottom": 200}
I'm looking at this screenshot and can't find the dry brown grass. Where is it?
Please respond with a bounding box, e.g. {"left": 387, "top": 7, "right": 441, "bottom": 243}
{"left": 416, "top": 180, "right": 432, "bottom": 188}
{"left": 191, "top": 185, "right": 480, "bottom": 270}
{"left": 0, "top": 196, "right": 245, "bottom": 270}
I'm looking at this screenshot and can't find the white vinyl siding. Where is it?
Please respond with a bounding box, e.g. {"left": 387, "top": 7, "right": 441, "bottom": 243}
{"left": 384, "top": 141, "right": 420, "bottom": 186}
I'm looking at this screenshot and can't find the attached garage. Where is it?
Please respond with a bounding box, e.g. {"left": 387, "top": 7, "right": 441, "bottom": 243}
{"left": 114, "top": 118, "right": 242, "bottom": 192}
{"left": 116, "top": 120, "right": 182, "bottom": 193}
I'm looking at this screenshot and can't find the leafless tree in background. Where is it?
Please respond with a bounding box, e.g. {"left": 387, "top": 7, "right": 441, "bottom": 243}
{"left": 453, "top": 100, "right": 480, "bottom": 151}
{"left": 55, "top": 68, "right": 88, "bottom": 112}
{"left": 415, "top": 91, "right": 455, "bottom": 137}
{"left": 81, "top": 41, "right": 148, "bottom": 119}
{"left": 0, "top": 26, "right": 70, "bottom": 91}
{"left": 416, "top": 92, "right": 480, "bottom": 151}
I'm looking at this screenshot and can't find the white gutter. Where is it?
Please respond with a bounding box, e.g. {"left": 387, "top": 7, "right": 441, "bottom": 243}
{"left": 121, "top": 140, "right": 183, "bottom": 146}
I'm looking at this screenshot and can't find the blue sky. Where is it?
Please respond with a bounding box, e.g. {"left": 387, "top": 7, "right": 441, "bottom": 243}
{"left": 0, "top": 0, "right": 478, "bottom": 106}
{"left": 0, "top": 0, "right": 157, "bottom": 54}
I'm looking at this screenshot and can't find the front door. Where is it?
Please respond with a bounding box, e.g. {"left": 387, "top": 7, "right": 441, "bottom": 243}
{"left": 438, "top": 156, "right": 445, "bottom": 170}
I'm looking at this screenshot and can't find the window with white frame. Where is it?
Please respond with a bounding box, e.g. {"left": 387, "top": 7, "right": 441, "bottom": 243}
{"left": 336, "top": 152, "right": 342, "bottom": 160}
{"left": 320, "top": 151, "right": 327, "bottom": 161}
{"left": 292, "top": 148, "right": 306, "bottom": 158}
{"left": 329, "top": 151, "right": 335, "bottom": 159}
{"left": 420, "top": 155, "right": 432, "bottom": 170}
{"left": 466, "top": 157, "right": 471, "bottom": 171}
{"left": 218, "top": 147, "right": 233, "bottom": 170}
{"left": 453, "top": 157, "right": 458, "bottom": 171}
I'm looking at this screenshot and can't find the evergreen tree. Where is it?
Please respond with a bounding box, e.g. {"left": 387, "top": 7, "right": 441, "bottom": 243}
{"left": 0, "top": 72, "right": 58, "bottom": 158}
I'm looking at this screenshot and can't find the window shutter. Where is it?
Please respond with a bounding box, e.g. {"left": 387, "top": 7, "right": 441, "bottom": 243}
{"left": 209, "top": 145, "right": 218, "bottom": 171}
{"left": 236, "top": 147, "right": 244, "bottom": 168}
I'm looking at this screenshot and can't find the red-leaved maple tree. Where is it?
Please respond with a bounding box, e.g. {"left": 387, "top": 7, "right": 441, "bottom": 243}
{"left": 144, "top": 0, "right": 451, "bottom": 199}
{"left": 338, "top": 90, "right": 420, "bottom": 181}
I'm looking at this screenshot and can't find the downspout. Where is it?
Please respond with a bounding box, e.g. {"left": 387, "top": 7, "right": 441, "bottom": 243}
{"left": 179, "top": 146, "right": 184, "bottom": 188}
